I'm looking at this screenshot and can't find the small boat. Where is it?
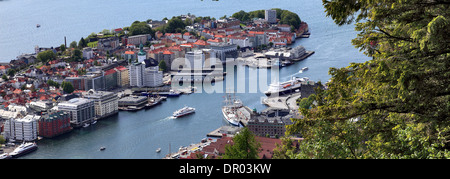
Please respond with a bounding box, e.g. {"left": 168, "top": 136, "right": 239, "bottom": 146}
{"left": 91, "top": 120, "right": 97, "bottom": 125}
{"left": 156, "top": 148, "right": 161, "bottom": 153}
{"left": 36, "top": 24, "right": 40, "bottom": 28}
{"left": 167, "top": 89, "right": 180, "bottom": 97}
{"left": 0, "top": 153, "right": 11, "bottom": 159}
{"left": 301, "top": 67, "right": 308, "bottom": 71}
{"left": 100, "top": 147, "right": 106, "bottom": 151}
{"left": 173, "top": 106, "right": 195, "bottom": 118}
{"left": 83, "top": 122, "right": 90, "bottom": 128}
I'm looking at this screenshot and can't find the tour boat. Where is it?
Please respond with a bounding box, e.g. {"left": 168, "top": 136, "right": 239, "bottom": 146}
{"left": 173, "top": 106, "right": 195, "bottom": 118}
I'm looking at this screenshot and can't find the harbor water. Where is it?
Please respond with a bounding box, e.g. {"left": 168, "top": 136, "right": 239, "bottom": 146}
{"left": 0, "top": 0, "right": 370, "bottom": 158}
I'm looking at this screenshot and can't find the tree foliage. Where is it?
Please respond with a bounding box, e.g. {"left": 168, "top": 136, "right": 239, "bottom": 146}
{"left": 47, "top": 79, "right": 60, "bottom": 88}
{"left": 286, "top": 0, "right": 450, "bottom": 159}
{"left": 61, "top": 81, "right": 74, "bottom": 94}
{"left": 279, "top": 10, "right": 301, "bottom": 29}
{"left": 231, "top": 9, "right": 301, "bottom": 29}
{"left": 232, "top": 10, "right": 251, "bottom": 22}
{"left": 129, "top": 21, "right": 153, "bottom": 36}
{"left": 222, "top": 127, "right": 261, "bottom": 159}
{"left": 165, "top": 17, "right": 187, "bottom": 33}
{"left": 78, "top": 37, "right": 87, "bottom": 49}
{"left": 37, "top": 50, "right": 56, "bottom": 63}
{"left": 158, "top": 60, "right": 167, "bottom": 72}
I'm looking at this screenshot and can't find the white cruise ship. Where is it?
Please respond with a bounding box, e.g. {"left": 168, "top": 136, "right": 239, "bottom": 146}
{"left": 9, "top": 142, "right": 38, "bottom": 158}
{"left": 173, "top": 106, "right": 195, "bottom": 118}
{"left": 222, "top": 93, "right": 243, "bottom": 126}
{"left": 264, "top": 76, "right": 309, "bottom": 96}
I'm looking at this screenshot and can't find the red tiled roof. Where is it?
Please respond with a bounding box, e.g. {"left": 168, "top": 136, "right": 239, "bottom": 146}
{"left": 163, "top": 50, "right": 174, "bottom": 55}
{"left": 104, "top": 68, "right": 117, "bottom": 76}
{"left": 13, "top": 89, "right": 22, "bottom": 94}
{"left": 193, "top": 40, "right": 210, "bottom": 46}
{"left": 248, "top": 31, "right": 265, "bottom": 35}
{"left": 115, "top": 66, "right": 127, "bottom": 71}
{"left": 207, "top": 38, "right": 223, "bottom": 43}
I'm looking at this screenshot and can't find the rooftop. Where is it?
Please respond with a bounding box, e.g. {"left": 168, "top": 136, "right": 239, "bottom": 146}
{"left": 58, "top": 98, "right": 92, "bottom": 107}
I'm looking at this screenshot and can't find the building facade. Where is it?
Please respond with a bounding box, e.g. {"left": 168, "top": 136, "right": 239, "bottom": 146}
{"left": 210, "top": 44, "right": 238, "bottom": 63}
{"left": 65, "top": 77, "right": 86, "bottom": 91}
{"left": 57, "top": 98, "right": 95, "bottom": 127}
{"left": 39, "top": 111, "right": 72, "bottom": 138}
{"left": 265, "top": 10, "right": 277, "bottom": 24}
{"left": 128, "top": 62, "right": 145, "bottom": 87}
{"left": 83, "top": 90, "right": 119, "bottom": 120}
{"left": 126, "top": 34, "right": 150, "bottom": 46}
{"left": 97, "top": 37, "right": 120, "bottom": 52}
{"left": 143, "top": 66, "right": 163, "bottom": 87}
{"left": 4, "top": 115, "right": 40, "bottom": 141}
{"left": 114, "top": 66, "right": 129, "bottom": 87}
{"left": 247, "top": 108, "right": 293, "bottom": 138}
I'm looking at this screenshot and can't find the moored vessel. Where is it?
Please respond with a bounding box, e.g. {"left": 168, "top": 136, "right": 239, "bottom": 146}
{"left": 264, "top": 76, "right": 309, "bottom": 96}
{"left": 9, "top": 142, "right": 38, "bottom": 158}
{"left": 222, "top": 93, "right": 243, "bottom": 126}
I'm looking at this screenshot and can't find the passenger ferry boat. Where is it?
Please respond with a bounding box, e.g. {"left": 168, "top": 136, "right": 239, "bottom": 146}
{"left": 173, "top": 106, "right": 195, "bottom": 118}
{"left": 264, "top": 76, "right": 309, "bottom": 96}
{"left": 222, "top": 93, "right": 243, "bottom": 126}
{"left": 9, "top": 142, "right": 38, "bottom": 158}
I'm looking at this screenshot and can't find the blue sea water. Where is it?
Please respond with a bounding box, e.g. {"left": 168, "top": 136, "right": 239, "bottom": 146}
{"left": 0, "top": 0, "right": 371, "bottom": 158}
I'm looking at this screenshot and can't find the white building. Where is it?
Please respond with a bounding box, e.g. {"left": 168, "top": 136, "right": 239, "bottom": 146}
{"left": 277, "top": 24, "right": 291, "bottom": 32}
{"left": 143, "top": 66, "right": 163, "bottom": 87}
{"left": 185, "top": 50, "right": 205, "bottom": 70}
{"left": 127, "top": 34, "right": 150, "bottom": 46}
{"left": 128, "top": 62, "right": 145, "bottom": 87}
{"left": 57, "top": 98, "right": 95, "bottom": 127}
{"left": 4, "top": 115, "right": 40, "bottom": 141}
{"left": 265, "top": 10, "right": 277, "bottom": 24}
{"left": 83, "top": 90, "right": 119, "bottom": 120}
{"left": 210, "top": 44, "right": 238, "bottom": 63}
{"left": 82, "top": 47, "right": 94, "bottom": 59}
{"left": 228, "top": 36, "right": 253, "bottom": 48}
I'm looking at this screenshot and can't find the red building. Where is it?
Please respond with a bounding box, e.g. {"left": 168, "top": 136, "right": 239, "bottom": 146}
{"left": 39, "top": 111, "right": 72, "bottom": 138}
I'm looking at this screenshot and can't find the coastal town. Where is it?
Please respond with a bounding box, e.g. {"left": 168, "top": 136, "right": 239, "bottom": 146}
{"left": 0, "top": 9, "right": 318, "bottom": 159}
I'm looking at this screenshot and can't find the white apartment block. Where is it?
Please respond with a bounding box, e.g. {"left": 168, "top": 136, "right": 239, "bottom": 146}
{"left": 4, "top": 115, "right": 40, "bottom": 141}
{"left": 265, "top": 10, "right": 277, "bottom": 24}
{"left": 143, "top": 66, "right": 163, "bottom": 87}
{"left": 57, "top": 98, "right": 95, "bottom": 127}
{"left": 129, "top": 62, "right": 145, "bottom": 87}
{"left": 83, "top": 90, "right": 119, "bottom": 119}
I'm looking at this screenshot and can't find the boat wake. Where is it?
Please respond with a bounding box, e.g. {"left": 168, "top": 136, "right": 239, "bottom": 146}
{"left": 164, "top": 116, "right": 176, "bottom": 120}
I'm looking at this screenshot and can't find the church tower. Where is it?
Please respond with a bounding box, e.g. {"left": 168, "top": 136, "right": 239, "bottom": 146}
{"left": 137, "top": 43, "right": 146, "bottom": 63}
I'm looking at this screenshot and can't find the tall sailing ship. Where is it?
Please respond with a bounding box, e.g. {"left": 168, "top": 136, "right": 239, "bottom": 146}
{"left": 222, "top": 93, "right": 243, "bottom": 126}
